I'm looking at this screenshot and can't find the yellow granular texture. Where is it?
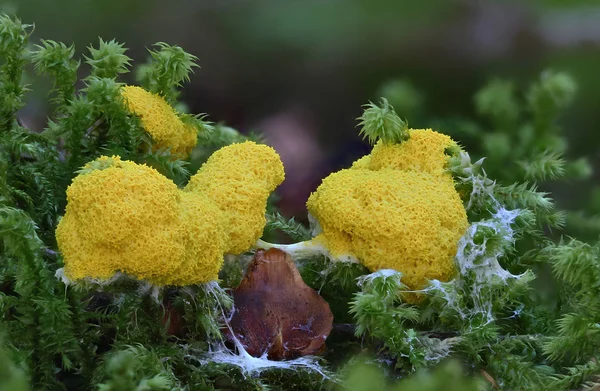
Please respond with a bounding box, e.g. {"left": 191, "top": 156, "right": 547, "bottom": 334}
{"left": 185, "top": 141, "right": 285, "bottom": 254}
{"left": 361, "top": 129, "right": 459, "bottom": 175}
{"left": 56, "top": 156, "right": 225, "bottom": 285}
{"left": 307, "top": 168, "right": 467, "bottom": 291}
{"left": 121, "top": 85, "right": 197, "bottom": 158}
{"left": 350, "top": 154, "right": 371, "bottom": 169}
{"left": 308, "top": 128, "right": 468, "bottom": 295}
{"left": 165, "top": 191, "right": 225, "bottom": 285}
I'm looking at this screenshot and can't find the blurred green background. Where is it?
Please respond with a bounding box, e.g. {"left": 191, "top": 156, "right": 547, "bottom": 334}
{"left": 6, "top": 0, "right": 600, "bottom": 219}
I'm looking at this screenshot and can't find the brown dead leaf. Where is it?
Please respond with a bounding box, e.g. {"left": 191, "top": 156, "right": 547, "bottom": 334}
{"left": 227, "top": 248, "right": 334, "bottom": 360}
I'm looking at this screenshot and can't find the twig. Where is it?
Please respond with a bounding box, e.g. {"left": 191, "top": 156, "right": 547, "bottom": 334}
{"left": 481, "top": 369, "right": 500, "bottom": 389}
{"left": 85, "top": 118, "right": 104, "bottom": 137}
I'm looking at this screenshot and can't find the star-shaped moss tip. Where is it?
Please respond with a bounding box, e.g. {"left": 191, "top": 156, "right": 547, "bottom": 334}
{"left": 357, "top": 98, "right": 409, "bottom": 145}
{"left": 76, "top": 155, "right": 122, "bottom": 175}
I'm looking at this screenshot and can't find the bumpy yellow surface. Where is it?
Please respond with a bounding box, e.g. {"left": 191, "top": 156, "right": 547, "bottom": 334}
{"left": 165, "top": 192, "right": 225, "bottom": 285}
{"left": 185, "top": 141, "right": 285, "bottom": 254}
{"left": 121, "top": 85, "right": 197, "bottom": 158}
{"left": 351, "top": 129, "right": 459, "bottom": 176}
{"left": 309, "top": 129, "right": 468, "bottom": 292}
{"left": 56, "top": 141, "right": 285, "bottom": 285}
{"left": 56, "top": 156, "right": 225, "bottom": 285}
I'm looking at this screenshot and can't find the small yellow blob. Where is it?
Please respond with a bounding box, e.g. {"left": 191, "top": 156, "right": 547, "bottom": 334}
{"left": 121, "top": 85, "right": 197, "bottom": 158}
{"left": 186, "top": 141, "right": 285, "bottom": 254}
{"left": 308, "top": 128, "right": 468, "bottom": 293}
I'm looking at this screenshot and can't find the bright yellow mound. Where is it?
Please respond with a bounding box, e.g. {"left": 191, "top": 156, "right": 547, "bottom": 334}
{"left": 56, "top": 156, "right": 225, "bottom": 285}
{"left": 121, "top": 85, "right": 197, "bottom": 158}
{"left": 309, "top": 128, "right": 468, "bottom": 292}
{"left": 307, "top": 168, "right": 467, "bottom": 291}
{"left": 185, "top": 141, "right": 285, "bottom": 254}
{"left": 57, "top": 141, "right": 286, "bottom": 285}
